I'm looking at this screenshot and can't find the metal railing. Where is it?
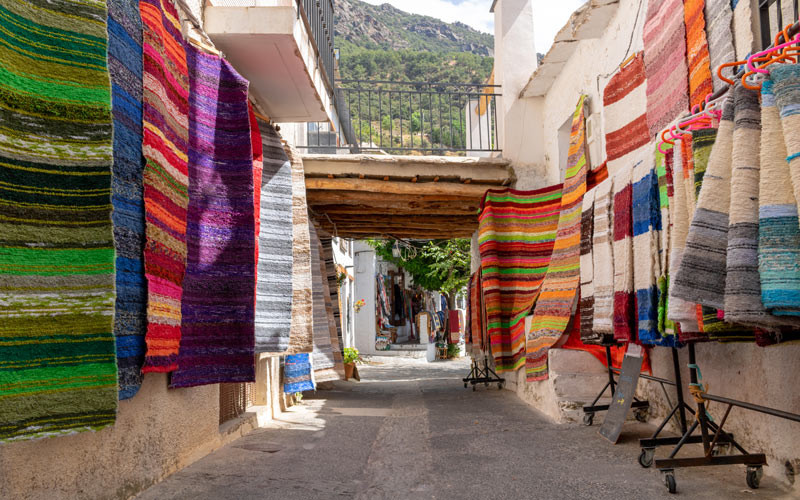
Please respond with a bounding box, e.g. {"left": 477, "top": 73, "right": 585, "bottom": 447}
{"left": 297, "top": 0, "right": 336, "bottom": 90}
{"left": 329, "top": 80, "right": 501, "bottom": 155}
{"left": 759, "top": 0, "right": 799, "bottom": 49}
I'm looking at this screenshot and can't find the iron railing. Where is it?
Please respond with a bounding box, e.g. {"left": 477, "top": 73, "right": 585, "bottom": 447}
{"left": 297, "top": 0, "right": 336, "bottom": 90}
{"left": 759, "top": 0, "right": 799, "bottom": 49}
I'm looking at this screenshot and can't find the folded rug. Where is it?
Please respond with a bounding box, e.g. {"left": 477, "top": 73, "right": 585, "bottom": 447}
{"left": 309, "top": 223, "right": 336, "bottom": 378}
{"left": 632, "top": 156, "right": 663, "bottom": 343}
{"left": 613, "top": 167, "right": 636, "bottom": 342}
{"left": 683, "top": 0, "right": 713, "bottom": 110}
{"left": 724, "top": 82, "right": 782, "bottom": 328}
{"left": 140, "top": 0, "right": 189, "bottom": 373}
{"left": 772, "top": 65, "right": 800, "bottom": 219}
{"left": 286, "top": 146, "right": 314, "bottom": 353}
{"left": 703, "top": 0, "right": 736, "bottom": 92}
{"left": 579, "top": 190, "right": 598, "bottom": 343}
{"left": 644, "top": 0, "right": 690, "bottom": 138}
{"left": 758, "top": 79, "right": 800, "bottom": 317}
{"left": 109, "top": 0, "right": 146, "bottom": 400}
{"left": 527, "top": 97, "right": 588, "bottom": 381}
{"left": 672, "top": 96, "right": 734, "bottom": 310}
{"left": 283, "top": 354, "right": 315, "bottom": 393}
{"left": 0, "top": 0, "right": 117, "bottom": 441}
{"left": 170, "top": 46, "right": 255, "bottom": 388}
{"left": 592, "top": 178, "right": 616, "bottom": 339}
{"left": 320, "top": 236, "right": 344, "bottom": 370}
{"left": 478, "top": 185, "right": 562, "bottom": 372}
{"left": 603, "top": 54, "right": 650, "bottom": 174}
{"left": 254, "top": 121, "right": 294, "bottom": 353}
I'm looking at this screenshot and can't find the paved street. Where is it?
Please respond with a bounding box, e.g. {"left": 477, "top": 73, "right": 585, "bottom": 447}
{"left": 136, "top": 357, "right": 794, "bottom": 500}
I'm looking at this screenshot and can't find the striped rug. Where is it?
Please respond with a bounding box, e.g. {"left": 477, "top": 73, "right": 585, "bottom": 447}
{"left": 644, "top": 0, "right": 690, "bottom": 138}
{"left": 140, "top": 0, "right": 189, "bottom": 373}
{"left": 603, "top": 54, "right": 650, "bottom": 175}
{"left": 591, "top": 178, "right": 615, "bottom": 339}
{"left": 772, "top": 65, "right": 800, "bottom": 217}
{"left": 321, "top": 236, "right": 344, "bottom": 356}
{"left": 283, "top": 354, "right": 314, "bottom": 393}
{"left": 286, "top": 146, "right": 314, "bottom": 354}
{"left": 248, "top": 106, "right": 262, "bottom": 299}
{"left": 683, "top": 0, "right": 713, "bottom": 110}
{"left": 108, "top": 0, "right": 146, "bottom": 399}
{"left": 478, "top": 185, "right": 563, "bottom": 372}
{"left": 579, "top": 190, "right": 597, "bottom": 343}
{"left": 318, "top": 235, "right": 344, "bottom": 378}
{"left": 526, "top": 96, "right": 588, "bottom": 381}
{"left": 309, "top": 223, "right": 336, "bottom": 377}
{"left": 703, "top": 0, "right": 735, "bottom": 92}
{"left": 254, "top": 121, "right": 294, "bottom": 353}
{"left": 612, "top": 166, "right": 636, "bottom": 342}
{"left": 759, "top": 79, "right": 800, "bottom": 317}
{"left": 170, "top": 46, "right": 256, "bottom": 387}
{"left": 632, "top": 156, "right": 663, "bottom": 343}
{"left": 0, "top": 0, "right": 117, "bottom": 441}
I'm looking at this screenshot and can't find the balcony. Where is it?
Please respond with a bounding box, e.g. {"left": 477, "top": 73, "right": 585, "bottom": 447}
{"left": 204, "top": 0, "right": 336, "bottom": 122}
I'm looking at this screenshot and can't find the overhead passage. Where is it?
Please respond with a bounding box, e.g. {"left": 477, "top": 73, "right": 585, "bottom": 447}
{"left": 303, "top": 154, "right": 514, "bottom": 239}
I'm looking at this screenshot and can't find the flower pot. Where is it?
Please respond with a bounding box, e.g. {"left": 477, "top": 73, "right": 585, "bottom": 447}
{"left": 344, "top": 362, "right": 355, "bottom": 380}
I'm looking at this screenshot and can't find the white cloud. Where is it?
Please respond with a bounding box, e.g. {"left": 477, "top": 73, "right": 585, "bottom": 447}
{"left": 359, "top": 0, "right": 495, "bottom": 34}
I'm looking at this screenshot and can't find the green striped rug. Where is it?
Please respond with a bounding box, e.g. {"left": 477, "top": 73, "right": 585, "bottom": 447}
{"left": 0, "top": 0, "right": 117, "bottom": 442}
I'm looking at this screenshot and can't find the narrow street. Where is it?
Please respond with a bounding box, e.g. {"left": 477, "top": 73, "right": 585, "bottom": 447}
{"left": 135, "top": 357, "right": 793, "bottom": 500}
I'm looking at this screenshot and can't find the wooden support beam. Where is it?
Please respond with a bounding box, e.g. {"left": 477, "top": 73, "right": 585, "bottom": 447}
{"left": 308, "top": 203, "right": 479, "bottom": 216}
{"left": 306, "top": 190, "right": 479, "bottom": 205}
{"left": 305, "top": 177, "right": 492, "bottom": 197}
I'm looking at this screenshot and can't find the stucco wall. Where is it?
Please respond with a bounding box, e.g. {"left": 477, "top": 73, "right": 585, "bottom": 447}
{"left": 353, "top": 241, "right": 379, "bottom": 356}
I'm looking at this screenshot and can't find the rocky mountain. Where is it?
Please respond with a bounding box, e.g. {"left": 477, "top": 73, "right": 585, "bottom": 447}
{"left": 334, "top": 0, "right": 494, "bottom": 57}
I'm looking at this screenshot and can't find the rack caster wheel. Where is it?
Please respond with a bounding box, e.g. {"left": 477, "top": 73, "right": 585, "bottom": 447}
{"left": 484, "top": 382, "right": 489, "bottom": 387}
{"left": 746, "top": 466, "right": 763, "bottom": 489}
{"left": 497, "top": 383, "right": 504, "bottom": 390}
{"left": 472, "top": 384, "right": 476, "bottom": 392}
{"left": 662, "top": 470, "right": 677, "bottom": 494}
{"left": 638, "top": 448, "right": 655, "bottom": 468}
{"left": 711, "top": 442, "right": 731, "bottom": 456}
{"left": 464, "top": 382, "right": 468, "bottom": 388}
{"left": 582, "top": 412, "right": 594, "bottom": 426}
{"left": 634, "top": 409, "right": 648, "bottom": 423}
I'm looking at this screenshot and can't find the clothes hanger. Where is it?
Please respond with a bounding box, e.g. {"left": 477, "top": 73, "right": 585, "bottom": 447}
{"left": 741, "top": 25, "right": 800, "bottom": 90}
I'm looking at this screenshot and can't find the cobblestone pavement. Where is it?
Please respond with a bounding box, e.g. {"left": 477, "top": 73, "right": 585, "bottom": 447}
{"left": 136, "top": 356, "right": 795, "bottom": 499}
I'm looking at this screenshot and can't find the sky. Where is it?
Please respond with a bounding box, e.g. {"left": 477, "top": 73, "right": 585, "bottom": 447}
{"left": 359, "top": 0, "right": 587, "bottom": 54}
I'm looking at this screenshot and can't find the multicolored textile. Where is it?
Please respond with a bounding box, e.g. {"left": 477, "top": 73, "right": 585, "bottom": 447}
{"left": 309, "top": 223, "right": 335, "bottom": 374}
{"left": 632, "top": 157, "right": 663, "bottom": 343}
{"left": 0, "top": 0, "right": 117, "bottom": 440}
{"left": 644, "top": 0, "right": 690, "bottom": 138}
{"left": 579, "top": 190, "right": 597, "bottom": 343}
{"left": 254, "top": 120, "right": 294, "bottom": 353}
{"left": 283, "top": 354, "right": 314, "bottom": 393}
{"left": 478, "top": 185, "right": 563, "bottom": 372}
{"left": 672, "top": 96, "right": 734, "bottom": 310}
{"left": 759, "top": 80, "right": 800, "bottom": 317}
{"left": 319, "top": 236, "right": 344, "bottom": 378}
{"left": 527, "top": 97, "right": 588, "bottom": 380}
{"left": 656, "top": 148, "right": 678, "bottom": 340}
{"left": 683, "top": 0, "right": 713, "bottom": 109}
{"left": 108, "top": 0, "right": 146, "bottom": 399}
{"left": 612, "top": 167, "right": 636, "bottom": 342}
{"left": 140, "top": 0, "right": 189, "bottom": 373}
{"left": 170, "top": 46, "right": 255, "bottom": 388}
{"left": 321, "top": 237, "right": 344, "bottom": 351}
{"left": 692, "top": 129, "right": 716, "bottom": 197}
{"left": 704, "top": 0, "right": 736, "bottom": 92}
{"left": 449, "top": 310, "right": 461, "bottom": 343}
{"left": 603, "top": 54, "right": 650, "bottom": 174}
{"left": 591, "top": 178, "right": 615, "bottom": 339}
{"left": 248, "top": 106, "right": 262, "bottom": 295}
{"left": 286, "top": 146, "right": 314, "bottom": 353}
{"left": 773, "top": 65, "right": 800, "bottom": 218}
{"left": 468, "top": 272, "right": 488, "bottom": 356}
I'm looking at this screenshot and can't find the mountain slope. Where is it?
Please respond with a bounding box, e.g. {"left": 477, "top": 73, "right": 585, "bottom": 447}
{"left": 335, "top": 0, "right": 494, "bottom": 56}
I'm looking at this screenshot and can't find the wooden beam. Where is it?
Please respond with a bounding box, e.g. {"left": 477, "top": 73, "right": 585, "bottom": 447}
{"left": 309, "top": 204, "right": 479, "bottom": 216}
{"left": 305, "top": 177, "right": 492, "bottom": 197}
{"left": 306, "top": 190, "right": 480, "bottom": 205}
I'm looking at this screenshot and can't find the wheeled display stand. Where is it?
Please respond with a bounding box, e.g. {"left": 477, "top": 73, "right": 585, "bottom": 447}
{"left": 463, "top": 357, "right": 505, "bottom": 391}
{"left": 581, "top": 344, "right": 650, "bottom": 426}
{"left": 654, "top": 343, "right": 800, "bottom": 494}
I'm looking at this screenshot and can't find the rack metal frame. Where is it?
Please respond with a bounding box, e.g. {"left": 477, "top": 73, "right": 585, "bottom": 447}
{"left": 581, "top": 345, "right": 650, "bottom": 426}
{"left": 463, "top": 357, "right": 505, "bottom": 391}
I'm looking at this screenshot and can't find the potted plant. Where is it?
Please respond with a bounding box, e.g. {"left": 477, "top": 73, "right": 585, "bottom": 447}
{"left": 343, "top": 347, "right": 362, "bottom": 380}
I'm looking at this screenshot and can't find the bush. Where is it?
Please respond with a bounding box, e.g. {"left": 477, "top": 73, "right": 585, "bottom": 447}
{"left": 343, "top": 347, "right": 362, "bottom": 364}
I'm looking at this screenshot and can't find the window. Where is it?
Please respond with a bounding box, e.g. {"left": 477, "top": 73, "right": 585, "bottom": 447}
{"left": 758, "top": 0, "right": 799, "bottom": 49}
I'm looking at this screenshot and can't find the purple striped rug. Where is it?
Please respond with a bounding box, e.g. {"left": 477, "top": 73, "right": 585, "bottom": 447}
{"left": 170, "top": 44, "right": 256, "bottom": 388}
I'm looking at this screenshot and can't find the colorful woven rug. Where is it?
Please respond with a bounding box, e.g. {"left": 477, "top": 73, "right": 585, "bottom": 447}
{"left": 319, "top": 235, "right": 344, "bottom": 378}
{"left": 672, "top": 96, "right": 734, "bottom": 310}
{"left": 579, "top": 190, "right": 598, "bottom": 343}
{"left": 692, "top": 129, "right": 716, "bottom": 197}
{"left": 108, "top": 0, "right": 146, "bottom": 399}
{"left": 283, "top": 354, "right": 315, "bottom": 393}
{"left": 254, "top": 120, "right": 294, "bottom": 353}
{"left": 632, "top": 157, "right": 663, "bottom": 343}
{"left": 478, "top": 184, "right": 563, "bottom": 372}
{"left": 248, "top": 106, "right": 262, "bottom": 295}
{"left": 309, "top": 223, "right": 335, "bottom": 375}
{"left": 286, "top": 146, "right": 314, "bottom": 353}
{"left": 320, "top": 236, "right": 344, "bottom": 350}
{"left": 140, "top": 0, "right": 189, "bottom": 373}
{"left": 772, "top": 65, "right": 800, "bottom": 218}
{"left": 656, "top": 148, "right": 679, "bottom": 341}
{"left": 644, "top": 0, "right": 690, "bottom": 138}
{"left": 758, "top": 79, "right": 800, "bottom": 317}
{"left": 591, "top": 177, "right": 615, "bottom": 339}
{"left": 683, "top": 0, "right": 713, "bottom": 109}
{"left": 170, "top": 46, "right": 255, "bottom": 388}
{"left": 527, "top": 97, "right": 588, "bottom": 381}
{"left": 468, "top": 271, "right": 488, "bottom": 356}
{"left": 704, "top": 0, "right": 735, "bottom": 92}
{"left": 0, "top": 0, "right": 117, "bottom": 441}
{"left": 603, "top": 54, "right": 650, "bottom": 174}
{"left": 612, "top": 166, "right": 636, "bottom": 342}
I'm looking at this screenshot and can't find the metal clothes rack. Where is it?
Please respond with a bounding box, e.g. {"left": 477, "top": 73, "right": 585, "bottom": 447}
{"left": 463, "top": 357, "right": 505, "bottom": 391}
{"left": 581, "top": 345, "right": 650, "bottom": 426}
{"left": 654, "top": 343, "right": 800, "bottom": 494}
